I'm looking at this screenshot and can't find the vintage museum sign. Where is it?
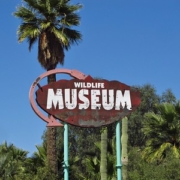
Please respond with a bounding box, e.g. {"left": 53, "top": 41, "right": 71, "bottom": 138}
{"left": 33, "top": 70, "right": 141, "bottom": 127}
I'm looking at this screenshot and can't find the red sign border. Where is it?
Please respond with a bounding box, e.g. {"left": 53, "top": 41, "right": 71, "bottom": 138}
{"left": 29, "top": 69, "right": 87, "bottom": 127}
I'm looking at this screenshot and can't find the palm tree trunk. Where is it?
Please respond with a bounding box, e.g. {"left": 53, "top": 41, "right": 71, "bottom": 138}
{"left": 47, "top": 73, "right": 58, "bottom": 174}
{"left": 121, "top": 117, "right": 128, "bottom": 180}
{"left": 100, "top": 127, "right": 107, "bottom": 180}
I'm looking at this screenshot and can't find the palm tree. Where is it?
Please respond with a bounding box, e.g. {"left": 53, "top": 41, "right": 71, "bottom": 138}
{"left": 142, "top": 102, "right": 180, "bottom": 163}
{"left": 27, "top": 142, "right": 58, "bottom": 180}
{"left": 31, "top": 142, "right": 48, "bottom": 168}
{"left": 14, "top": 0, "right": 82, "bottom": 173}
{"left": 0, "top": 142, "right": 28, "bottom": 179}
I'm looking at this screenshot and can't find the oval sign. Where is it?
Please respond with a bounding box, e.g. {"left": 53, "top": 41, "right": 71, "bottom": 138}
{"left": 35, "top": 75, "right": 140, "bottom": 127}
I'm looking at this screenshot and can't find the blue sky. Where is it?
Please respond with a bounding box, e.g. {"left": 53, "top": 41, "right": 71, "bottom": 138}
{"left": 0, "top": 0, "right": 180, "bottom": 156}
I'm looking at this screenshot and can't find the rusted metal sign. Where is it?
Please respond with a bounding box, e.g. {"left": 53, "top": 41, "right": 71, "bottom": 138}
{"left": 35, "top": 73, "right": 140, "bottom": 127}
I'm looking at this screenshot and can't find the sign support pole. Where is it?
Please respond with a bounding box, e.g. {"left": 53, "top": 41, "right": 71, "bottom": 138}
{"left": 116, "top": 121, "right": 122, "bottom": 180}
{"left": 64, "top": 123, "right": 69, "bottom": 180}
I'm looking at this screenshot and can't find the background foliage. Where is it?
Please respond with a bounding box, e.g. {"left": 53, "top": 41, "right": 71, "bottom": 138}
{"left": 1, "top": 84, "right": 180, "bottom": 179}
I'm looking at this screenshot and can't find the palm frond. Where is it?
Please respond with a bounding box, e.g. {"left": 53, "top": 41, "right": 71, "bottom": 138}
{"left": 55, "top": 1, "right": 82, "bottom": 15}
{"left": 28, "top": 36, "right": 38, "bottom": 50}
{"left": 40, "top": 21, "right": 51, "bottom": 30}
{"left": 62, "top": 28, "right": 82, "bottom": 43}
{"left": 50, "top": 26, "right": 69, "bottom": 46}
{"left": 142, "top": 103, "right": 180, "bottom": 163}
{"left": 23, "top": 0, "right": 46, "bottom": 18}
{"left": 60, "top": 13, "right": 81, "bottom": 27}
{"left": 17, "top": 23, "right": 40, "bottom": 42}
{"left": 14, "top": 6, "right": 38, "bottom": 23}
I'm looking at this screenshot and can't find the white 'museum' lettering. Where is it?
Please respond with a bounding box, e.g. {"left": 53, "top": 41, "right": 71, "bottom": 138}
{"left": 47, "top": 89, "right": 64, "bottom": 109}
{"left": 102, "top": 89, "right": 114, "bottom": 110}
{"left": 46, "top": 89, "right": 132, "bottom": 110}
{"left": 65, "top": 89, "right": 77, "bottom": 109}
{"left": 78, "top": 89, "right": 89, "bottom": 110}
{"left": 91, "top": 90, "right": 101, "bottom": 109}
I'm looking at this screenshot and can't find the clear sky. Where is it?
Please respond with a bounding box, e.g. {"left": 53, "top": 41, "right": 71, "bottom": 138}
{"left": 0, "top": 0, "right": 180, "bottom": 156}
